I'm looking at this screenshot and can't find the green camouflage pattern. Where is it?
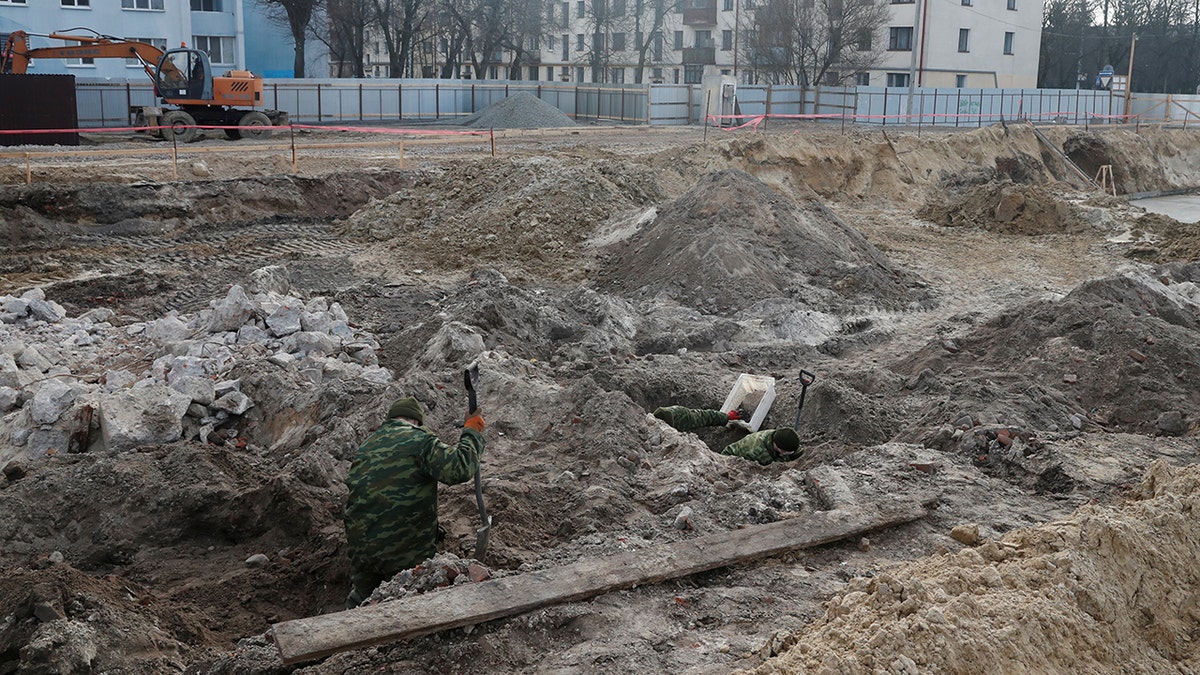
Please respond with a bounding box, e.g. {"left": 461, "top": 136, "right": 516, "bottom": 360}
{"left": 652, "top": 406, "right": 728, "bottom": 432}
{"left": 343, "top": 418, "right": 484, "bottom": 605}
{"left": 720, "top": 430, "right": 780, "bottom": 466}
{"left": 653, "top": 406, "right": 797, "bottom": 466}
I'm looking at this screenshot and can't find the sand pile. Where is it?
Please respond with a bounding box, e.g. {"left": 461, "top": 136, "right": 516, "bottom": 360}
{"left": 598, "top": 169, "right": 931, "bottom": 314}
{"left": 338, "top": 157, "right": 662, "bottom": 282}
{"left": 462, "top": 92, "right": 577, "bottom": 129}
{"left": 749, "top": 460, "right": 1200, "bottom": 674}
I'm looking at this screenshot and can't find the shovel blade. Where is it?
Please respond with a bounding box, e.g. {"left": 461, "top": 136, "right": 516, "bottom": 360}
{"left": 475, "top": 517, "right": 492, "bottom": 561}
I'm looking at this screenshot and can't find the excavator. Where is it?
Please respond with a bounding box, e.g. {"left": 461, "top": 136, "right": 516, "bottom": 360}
{"left": 1, "top": 28, "right": 289, "bottom": 142}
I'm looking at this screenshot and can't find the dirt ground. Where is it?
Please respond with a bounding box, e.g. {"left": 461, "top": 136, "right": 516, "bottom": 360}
{"left": 1, "top": 117, "right": 1199, "bottom": 674}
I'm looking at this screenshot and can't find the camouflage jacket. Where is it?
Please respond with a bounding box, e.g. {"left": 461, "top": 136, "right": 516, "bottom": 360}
{"left": 720, "top": 430, "right": 780, "bottom": 466}
{"left": 344, "top": 419, "right": 485, "bottom": 574}
{"left": 653, "top": 406, "right": 728, "bottom": 432}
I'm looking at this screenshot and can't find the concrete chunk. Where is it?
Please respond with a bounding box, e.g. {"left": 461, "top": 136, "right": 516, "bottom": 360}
{"left": 30, "top": 379, "right": 77, "bottom": 425}
{"left": 99, "top": 385, "right": 192, "bottom": 452}
{"left": 208, "top": 285, "right": 256, "bottom": 332}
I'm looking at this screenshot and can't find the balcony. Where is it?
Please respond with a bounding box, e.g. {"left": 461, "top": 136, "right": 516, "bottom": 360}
{"left": 682, "top": 3, "right": 717, "bottom": 24}
{"left": 682, "top": 46, "right": 716, "bottom": 64}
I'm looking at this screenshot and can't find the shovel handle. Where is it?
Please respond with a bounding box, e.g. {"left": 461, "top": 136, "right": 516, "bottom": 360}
{"left": 794, "top": 369, "right": 816, "bottom": 431}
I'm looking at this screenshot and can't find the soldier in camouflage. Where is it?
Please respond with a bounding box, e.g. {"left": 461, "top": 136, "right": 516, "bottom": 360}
{"left": 652, "top": 405, "right": 801, "bottom": 466}
{"left": 343, "top": 396, "right": 485, "bottom": 608}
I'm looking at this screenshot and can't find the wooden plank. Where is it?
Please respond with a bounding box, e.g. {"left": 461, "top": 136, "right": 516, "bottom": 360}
{"left": 273, "top": 496, "right": 935, "bottom": 665}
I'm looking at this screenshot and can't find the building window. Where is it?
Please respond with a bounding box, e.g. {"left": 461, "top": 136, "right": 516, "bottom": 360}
{"left": 561, "top": 2, "right": 569, "bottom": 25}
{"left": 958, "top": 28, "right": 969, "bottom": 52}
{"left": 62, "top": 0, "right": 90, "bottom": 7}
{"left": 684, "top": 64, "right": 703, "bottom": 83}
{"left": 577, "top": 33, "right": 585, "bottom": 50}
{"left": 674, "top": 31, "right": 683, "bottom": 49}
{"left": 722, "top": 29, "right": 732, "bottom": 50}
{"left": 695, "top": 30, "right": 712, "bottom": 48}
{"left": 192, "top": 35, "right": 235, "bottom": 65}
{"left": 886, "top": 72, "right": 909, "bottom": 87}
{"left": 577, "top": 0, "right": 585, "bottom": 16}
{"left": 723, "top": 0, "right": 733, "bottom": 8}
{"left": 575, "top": 65, "right": 584, "bottom": 82}
{"left": 562, "top": 34, "right": 569, "bottom": 59}
{"left": 67, "top": 57, "right": 95, "bottom": 67}
{"left": 824, "top": 71, "right": 840, "bottom": 85}
{"left": 548, "top": 35, "right": 556, "bottom": 50}
{"left": 561, "top": 65, "right": 570, "bottom": 80}
{"left": 529, "top": 35, "right": 539, "bottom": 50}
{"left": 1003, "top": 31, "right": 1014, "bottom": 54}
{"left": 888, "top": 27, "right": 912, "bottom": 51}
{"left": 613, "top": 32, "right": 626, "bottom": 50}
{"left": 855, "top": 72, "right": 870, "bottom": 85}
{"left": 653, "top": 66, "right": 663, "bottom": 80}
{"left": 547, "top": 66, "right": 554, "bottom": 80}
{"left": 126, "top": 37, "right": 166, "bottom": 66}
{"left": 615, "top": 0, "right": 626, "bottom": 14}
{"left": 1007, "top": 0, "right": 1016, "bottom": 8}
{"left": 955, "top": 74, "right": 967, "bottom": 87}
{"left": 856, "top": 29, "right": 872, "bottom": 51}
{"left": 0, "top": 0, "right": 28, "bottom": 4}
{"left": 191, "top": 0, "right": 220, "bottom": 10}
{"left": 611, "top": 67, "right": 625, "bottom": 83}
{"left": 890, "top": 0, "right": 914, "bottom": 4}
{"left": 123, "top": 0, "right": 164, "bottom": 8}
{"left": 961, "top": 0, "right": 971, "bottom": 5}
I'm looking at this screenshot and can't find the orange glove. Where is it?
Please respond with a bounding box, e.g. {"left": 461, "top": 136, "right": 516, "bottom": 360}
{"left": 727, "top": 410, "right": 744, "bottom": 421}
{"left": 465, "top": 414, "right": 485, "bottom": 433}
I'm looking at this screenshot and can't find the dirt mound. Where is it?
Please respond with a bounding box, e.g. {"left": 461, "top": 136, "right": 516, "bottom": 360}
{"left": 896, "top": 262, "right": 1200, "bottom": 439}
{"left": 750, "top": 460, "right": 1200, "bottom": 674}
{"left": 1125, "top": 211, "right": 1200, "bottom": 263}
{"left": 462, "top": 92, "right": 577, "bottom": 129}
{"left": 598, "top": 169, "right": 930, "bottom": 314}
{"left": 338, "top": 157, "right": 663, "bottom": 282}
{"left": 918, "top": 180, "right": 1089, "bottom": 235}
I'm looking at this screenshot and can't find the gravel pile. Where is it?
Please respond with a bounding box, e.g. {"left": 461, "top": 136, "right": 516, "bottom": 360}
{"left": 462, "top": 92, "right": 577, "bottom": 129}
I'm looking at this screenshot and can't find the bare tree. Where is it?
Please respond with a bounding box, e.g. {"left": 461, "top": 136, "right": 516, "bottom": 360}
{"left": 741, "top": 0, "right": 890, "bottom": 85}
{"left": 256, "top": 0, "right": 321, "bottom": 77}
{"left": 625, "top": 0, "right": 675, "bottom": 83}
{"left": 372, "top": 0, "right": 427, "bottom": 76}
{"left": 321, "top": 0, "right": 373, "bottom": 76}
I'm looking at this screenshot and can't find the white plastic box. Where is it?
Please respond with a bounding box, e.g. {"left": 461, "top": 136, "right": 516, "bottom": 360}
{"left": 720, "top": 373, "right": 776, "bottom": 433}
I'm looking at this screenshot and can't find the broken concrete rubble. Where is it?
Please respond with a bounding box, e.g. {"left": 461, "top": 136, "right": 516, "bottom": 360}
{"left": 0, "top": 273, "right": 393, "bottom": 466}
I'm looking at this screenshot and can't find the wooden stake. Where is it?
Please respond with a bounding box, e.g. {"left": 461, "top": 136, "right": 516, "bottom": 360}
{"left": 171, "top": 133, "right": 178, "bottom": 181}
{"left": 25, "top": 153, "right": 31, "bottom": 185}
{"left": 272, "top": 495, "right": 935, "bottom": 665}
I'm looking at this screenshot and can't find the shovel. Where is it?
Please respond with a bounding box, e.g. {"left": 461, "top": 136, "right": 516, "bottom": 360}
{"left": 793, "top": 369, "right": 816, "bottom": 431}
{"left": 463, "top": 363, "right": 492, "bottom": 561}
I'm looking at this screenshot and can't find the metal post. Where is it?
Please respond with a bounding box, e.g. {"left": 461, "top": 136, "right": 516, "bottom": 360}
{"left": 125, "top": 83, "right": 132, "bottom": 126}
{"left": 24, "top": 153, "right": 30, "bottom": 186}
{"left": 359, "top": 84, "right": 364, "bottom": 121}
{"left": 883, "top": 88, "right": 888, "bottom": 127}
{"left": 291, "top": 123, "right": 297, "bottom": 173}
{"left": 490, "top": 128, "right": 496, "bottom": 156}
{"left": 956, "top": 89, "right": 961, "bottom": 127}
{"left": 399, "top": 83, "right": 403, "bottom": 121}
{"left": 317, "top": 83, "right": 323, "bottom": 122}
{"left": 171, "top": 133, "right": 178, "bottom": 181}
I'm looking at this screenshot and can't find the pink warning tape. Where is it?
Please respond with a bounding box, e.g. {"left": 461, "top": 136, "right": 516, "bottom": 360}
{"left": 0, "top": 123, "right": 492, "bottom": 136}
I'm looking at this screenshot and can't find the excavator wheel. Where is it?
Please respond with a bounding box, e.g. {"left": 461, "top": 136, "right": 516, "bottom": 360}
{"left": 162, "top": 110, "right": 198, "bottom": 144}
{"left": 237, "top": 111, "right": 273, "bottom": 140}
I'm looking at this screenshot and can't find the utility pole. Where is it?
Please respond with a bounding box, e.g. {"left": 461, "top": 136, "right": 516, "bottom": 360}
{"left": 905, "top": 0, "right": 924, "bottom": 120}
{"left": 1075, "top": 0, "right": 1085, "bottom": 89}
{"left": 1123, "top": 32, "right": 1137, "bottom": 120}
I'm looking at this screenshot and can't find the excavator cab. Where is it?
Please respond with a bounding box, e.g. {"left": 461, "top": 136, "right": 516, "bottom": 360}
{"left": 155, "top": 48, "right": 212, "bottom": 103}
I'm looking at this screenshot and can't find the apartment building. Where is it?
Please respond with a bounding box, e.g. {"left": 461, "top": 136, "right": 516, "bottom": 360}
{"left": 432, "top": 0, "right": 1041, "bottom": 88}
{"left": 876, "top": 0, "right": 1042, "bottom": 89}
{"left": 0, "top": 0, "right": 315, "bottom": 80}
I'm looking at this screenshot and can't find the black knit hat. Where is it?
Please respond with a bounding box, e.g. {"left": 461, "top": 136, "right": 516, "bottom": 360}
{"left": 387, "top": 397, "right": 424, "bottom": 424}
{"left": 772, "top": 428, "right": 800, "bottom": 453}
